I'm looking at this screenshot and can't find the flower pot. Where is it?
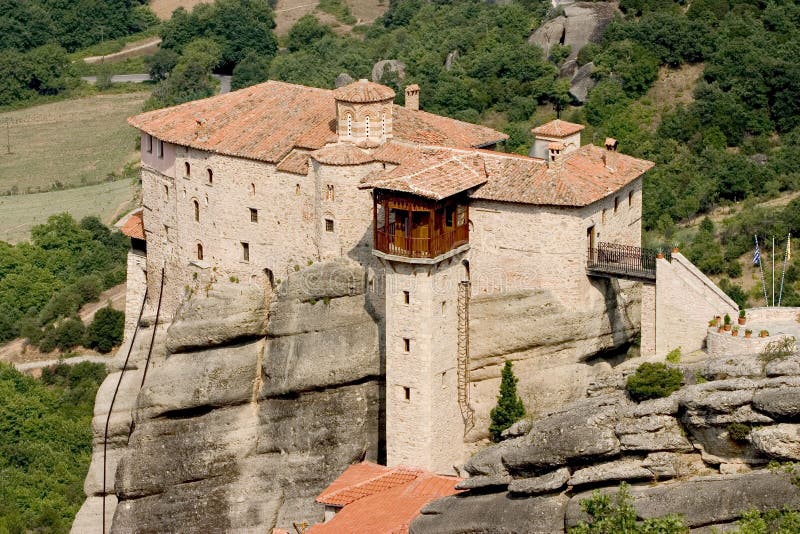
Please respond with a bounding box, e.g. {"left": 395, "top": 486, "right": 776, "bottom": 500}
{"left": 672, "top": 247, "right": 680, "bottom": 254}
{"left": 738, "top": 317, "right": 746, "bottom": 326}
{"left": 717, "top": 326, "right": 724, "bottom": 333}
{"left": 732, "top": 330, "right": 739, "bottom": 337}
{"left": 745, "top": 332, "right": 752, "bottom": 339}
{"left": 656, "top": 253, "right": 664, "bottom": 259}
{"left": 760, "top": 332, "right": 769, "bottom": 338}
{"left": 724, "top": 324, "right": 732, "bottom": 331}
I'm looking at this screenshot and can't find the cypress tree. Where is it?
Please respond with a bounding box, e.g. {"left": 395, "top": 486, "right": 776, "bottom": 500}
{"left": 489, "top": 360, "right": 526, "bottom": 442}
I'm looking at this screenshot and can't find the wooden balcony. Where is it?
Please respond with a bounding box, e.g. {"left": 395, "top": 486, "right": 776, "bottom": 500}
{"left": 372, "top": 192, "right": 470, "bottom": 263}
{"left": 587, "top": 242, "right": 669, "bottom": 283}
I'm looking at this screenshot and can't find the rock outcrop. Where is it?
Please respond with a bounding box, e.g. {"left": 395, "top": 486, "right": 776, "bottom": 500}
{"left": 74, "top": 260, "right": 382, "bottom": 533}
{"left": 412, "top": 351, "right": 800, "bottom": 533}
{"left": 528, "top": 3, "right": 618, "bottom": 60}
{"left": 371, "top": 59, "right": 406, "bottom": 83}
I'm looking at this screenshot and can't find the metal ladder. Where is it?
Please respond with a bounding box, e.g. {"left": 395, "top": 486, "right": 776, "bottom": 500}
{"left": 457, "top": 281, "right": 475, "bottom": 435}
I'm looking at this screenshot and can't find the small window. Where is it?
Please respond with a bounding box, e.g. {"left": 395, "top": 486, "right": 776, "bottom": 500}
{"left": 241, "top": 242, "right": 250, "bottom": 262}
{"left": 164, "top": 184, "right": 169, "bottom": 199}
{"left": 185, "top": 161, "right": 191, "bottom": 177}
{"left": 157, "top": 139, "right": 164, "bottom": 159}
{"left": 601, "top": 209, "right": 606, "bottom": 224}
{"left": 346, "top": 114, "right": 352, "bottom": 137}
{"left": 614, "top": 196, "right": 618, "bottom": 213}
{"left": 295, "top": 184, "right": 301, "bottom": 196}
{"left": 196, "top": 243, "right": 204, "bottom": 260}
{"left": 326, "top": 184, "right": 335, "bottom": 201}
{"left": 403, "top": 290, "right": 410, "bottom": 304}
{"left": 629, "top": 191, "right": 633, "bottom": 207}
{"left": 381, "top": 113, "right": 386, "bottom": 137}
{"left": 249, "top": 208, "right": 258, "bottom": 223}
{"left": 441, "top": 301, "right": 446, "bottom": 316}
{"left": 146, "top": 134, "right": 153, "bottom": 153}
{"left": 403, "top": 338, "right": 410, "bottom": 352}
{"left": 193, "top": 199, "right": 199, "bottom": 222}
{"left": 207, "top": 169, "right": 213, "bottom": 184}
{"left": 403, "top": 387, "right": 411, "bottom": 401}
{"left": 365, "top": 116, "right": 371, "bottom": 137}
{"left": 368, "top": 278, "right": 375, "bottom": 292}
{"left": 250, "top": 183, "right": 255, "bottom": 196}
{"left": 325, "top": 218, "right": 334, "bottom": 232}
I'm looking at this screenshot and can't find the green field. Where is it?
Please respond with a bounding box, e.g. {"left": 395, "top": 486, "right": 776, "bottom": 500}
{"left": 0, "top": 93, "right": 147, "bottom": 195}
{"left": 0, "top": 179, "right": 138, "bottom": 243}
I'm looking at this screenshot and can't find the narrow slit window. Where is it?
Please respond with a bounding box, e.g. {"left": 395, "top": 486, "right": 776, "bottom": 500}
{"left": 146, "top": 134, "right": 153, "bottom": 153}
{"left": 365, "top": 116, "right": 370, "bottom": 137}
{"left": 441, "top": 301, "right": 446, "bottom": 316}
{"left": 381, "top": 113, "right": 386, "bottom": 137}
{"left": 346, "top": 114, "right": 352, "bottom": 137}
{"left": 250, "top": 183, "right": 255, "bottom": 195}
{"left": 157, "top": 139, "right": 164, "bottom": 159}
{"left": 325, "top": 218, "right": 334, "bottom": 232}
{"left": 403, "top": 338, "right": 410, "bottom": 352}
{"left": 241, "top": 242, "right": 250, "bottom": 262}
{"left": 403, "top": 291, "right": 410, "bottom": 304}
{"left": 185, "top": 161, "right": 191, "bottom": 177}
{"left": 628, "top": 191, "right": 633, "bottom": 207}
{"left": 207, "top": 169, "right": 213, "bottom": 184}
{"left": 614, "top": 196, "right": 618, "bottom": 213}
{"left": 403, "top": 386, "right": 411, "bottom": 401}
{"left": 164, "top": 184, "right": 169, "bottom": 199}
{"left": 196, "top": 243, "right": 204, "bottom": 260}
{"left": 193, "top": 200, "right": 200, "bottom": 222}
{"left": 249, "top": 208, "right": 258, "bottom": 223}
{"left": 295, "top": 184, "right": 301, "bottom": 196}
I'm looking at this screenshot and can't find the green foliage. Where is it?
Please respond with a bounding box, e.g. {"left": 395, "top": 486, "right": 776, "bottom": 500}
{"left": 145, "top": 48, "right": 179, "bottom": 83}
{"left": 146, "top": 38, "right": 221, "bottom": 110}
{"left": 0, "top": 362, "right": 106, "bottom": 531}
{"left": 287, "top": 15, "right": 335, "bottom": 52}
{"left": 159, "top": 0, "right": 278, "bottom": 72}
{"left": 727, "top": 422, "right": 751, "bottom": 443}
{"left": 318, "top": 0, "right": 357, "bottom": 25}
{"left": 85, "top": 307, "right": 124, "bottom": 353}
{"left": 53, "top": 318, "right": 86, "bottom": 351}
{"left": 231, "top": 51, "right": 272, "bottom": 90}
{"left": 731, "top": 508, "right": 800, "bottom": 534}
{"left": 0, "top": 213, "right": 128, "bottom": 345}
{"left": 626, "top": 362, "right": 683, "bottom": 402}
{"left": 569, "top": 483, "right": 688, "bottom": 533}
{"left": 760, "top": 337, "right": 797, "bottom": 363}
{"left": 489, "top": 360, "right": 525, "bottom": 442}
{"left": 665, "top": 347, "right": 681, "bottom": 364}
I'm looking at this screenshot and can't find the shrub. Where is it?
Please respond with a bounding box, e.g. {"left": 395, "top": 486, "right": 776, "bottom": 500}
{"left": 489, "top": 361, "right": 526, "bottom": 442}
{"left": 739, "top": 309, "right": 746, "bottom": 319}
{"left": 626, "top": 362, "right": 683, "bottom": 402}
{"left": 727, "top": 423, "right": 751, "bottom": 443}
{"left": 569, "top": 483, "right": 687, "bottom": 533}
{"left": 53, "top": 318, "right": 85, "bottom": 351}
{"left": 732, "top": 507, "right": 800, "bottom": 533}
{"left": 666, "top": 347, "right": 681, "bottom": 364}
{"left": 84, "top": 307, "right": 124, "bottom": 353}
{"left": 727, "top": 260, "right": 743, "bottom": 278}
{"left": 724, "top": 313, "right": 732, "bottom": 325}
{"left": 760, "top": 337, "right": 797, "bottom": 363}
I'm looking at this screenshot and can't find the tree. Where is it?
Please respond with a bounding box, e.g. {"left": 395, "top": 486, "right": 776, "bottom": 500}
{"left": 489, "top": 360, "right": 525, "bottom": 441}
{"left": 286, "top": 14, "right": 334, "bottom": 52}
{"left": 53, "top": 318, "right": 85, "bottom": 351}
{"left": 146, "top": 38, "right": 221, "bottom": 109}
{"left": 145, "top": 48, "right": 179, "bottom": 82}
{"left": 84, "top": 307, "right": 124, "bottom": 353}
{"left": 231, "top": 51, "right": 272, "bottom": 90}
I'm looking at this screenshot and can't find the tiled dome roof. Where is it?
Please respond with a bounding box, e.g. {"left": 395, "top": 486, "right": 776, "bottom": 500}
{"left": 333, "top": 79, "right": 396, "bottom": 103}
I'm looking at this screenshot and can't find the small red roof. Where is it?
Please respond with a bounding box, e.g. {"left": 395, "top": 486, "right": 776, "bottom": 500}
{"left": 309, "top": 462, "right": 462, "bottom": 534}
{"left": 311, "top": 144, "right": 375, "bottom": 166}
{"left": 547, "top": 141, "right": 565, "bottom": 151}
{"left": 532, "top": 119, "right": 585, "bottom": 138}
{"left": 118, "top": 209, "right": 145, "bottom": 240}
{"left": 333, "top": 79, "right": 396, "bottom": 103}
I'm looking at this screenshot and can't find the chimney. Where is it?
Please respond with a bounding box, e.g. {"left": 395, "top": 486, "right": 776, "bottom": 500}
{"left": 404, "top": 84, "right": 420, "bottom": 111}
{"left": 547, "top": 142, "right": 564, "bottom": 170}
{"left": 603, "top": 137, "right": 618, "bottom": 171}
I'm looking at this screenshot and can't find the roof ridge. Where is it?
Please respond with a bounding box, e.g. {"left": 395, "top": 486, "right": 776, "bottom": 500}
{"left": 319, "top": 466, "right": 421, "bottom": 505}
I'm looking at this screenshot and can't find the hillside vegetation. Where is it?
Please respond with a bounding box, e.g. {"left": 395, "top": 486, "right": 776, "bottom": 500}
{"left": 0, "top": 361, "right": 107, "bottom": 533}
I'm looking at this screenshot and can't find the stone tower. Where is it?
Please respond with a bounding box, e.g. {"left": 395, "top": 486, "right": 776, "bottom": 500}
{"left": 333, "top": 79, "right": 395, "bottom": 145}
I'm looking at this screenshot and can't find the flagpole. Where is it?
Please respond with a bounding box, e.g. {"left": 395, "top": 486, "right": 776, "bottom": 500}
{"left": 772, "top": 236, "right": 775, "bottom": 307}
{"left": 778, "top": 233, "right": 790, "bottom": 306}
{"left": 756, "top": 235, "right": 768, "bottom": 306}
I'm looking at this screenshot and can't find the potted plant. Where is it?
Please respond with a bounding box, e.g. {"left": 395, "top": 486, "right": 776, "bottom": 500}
{"left": 760, "top": 329, "right": 769, "bottom": 338}
{"left": 745, "top": 329, "right": 752, "bottom": 339}
{"left": 738, "top": 309, "right": 746, "bottom": 326}
{"left": 671, "top": 243, "right": 680, "bottom": 254}
{"left": 724, "top": 314, "right": 732, "bottom": 331}
{"left": 717, "top": 325, "right": 724, "bottom": 333}
{"left": 732, "top": 326, "right": 739, "bottom": 337}
{"left": 656, "top": 248, "right": 664, "bottom": 260}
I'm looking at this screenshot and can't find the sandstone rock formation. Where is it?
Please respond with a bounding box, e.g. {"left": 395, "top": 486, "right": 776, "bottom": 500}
{"left": 412, "top": 351, "right": 800, "bottom": 533}
{"left": 371, "top": 59, "right": 406, "bottom": 83}
{"left": 529, "top": 3, "right": 618, "bottom": 60}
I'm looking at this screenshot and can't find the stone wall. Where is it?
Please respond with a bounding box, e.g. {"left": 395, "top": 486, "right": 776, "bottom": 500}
{"left": 706, "top": 328, "right": 796, "bottom": 358}
{"left": 653, "top": 253, "right": 738, "bottom": 356}
{"left": 747, "top": 306, "right": 800, "bottom": 323}
{"left": 123, "top": 250, "right": 147, "bottom": 341}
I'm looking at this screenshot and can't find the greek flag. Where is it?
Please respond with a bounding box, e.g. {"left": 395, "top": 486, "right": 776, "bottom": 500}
{"left": 788, "top": 234, "right": 792, "bottom": 261}
{"left": 753, "top": 242, "right": 761, "bottom": 265}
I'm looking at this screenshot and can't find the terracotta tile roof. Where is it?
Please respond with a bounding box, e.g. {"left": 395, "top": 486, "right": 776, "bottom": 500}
{"left": 276, "top": 149, "right": 310, "bottom": 175}
{"left": 317, "top": 463, "right": 424, "bottom": 507}
{"left": 311, "top": 144, "right": 375, "bottom": 166}
{"left": 547, "top": 141, "right": 565, "bottom": 151}
{"left": 309, "top": 468, "right": 462, "bottom": 534}
{"left": 361, "top": 147, "right": 487, "bottom": 200}
{"left": 472, "top": 144, "right": 655, "bottom": 207}
{"left": 363, "top": 143, "right": 654, "bottom": 207}
{"left": 405, "top": 84, "right": 420, "bottom": 91}
{"left": 129, "top": 81, "right": 505, "bottom": 162}
{"left": 117, "top": 208, "right": 145, "bottom": 240}
{"left": 333, "top": 79, "right": 396, "bottom": 103}
{"left": 532, "top": 119, "right": 585, "bottom": 138}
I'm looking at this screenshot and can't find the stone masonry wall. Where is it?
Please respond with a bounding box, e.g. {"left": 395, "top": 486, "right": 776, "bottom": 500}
{"left": 123, "top": 250, "right": 147, "bottom": 341}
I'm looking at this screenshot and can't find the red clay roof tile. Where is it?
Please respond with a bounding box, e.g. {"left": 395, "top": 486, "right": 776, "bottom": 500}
{"left": 311, "top": 144, "right": 375, "bottom": 166}
{"left": 333, "top": 79, "right": 396, "bottom": 103}
{"left": 532, "top": 119, "right": 585, "bottom": 137}
{"left": 276, "top": 149, "right": 310, "bottom": 175}
{"left": 118, "top": 209, "right": 145, "bottom": 240}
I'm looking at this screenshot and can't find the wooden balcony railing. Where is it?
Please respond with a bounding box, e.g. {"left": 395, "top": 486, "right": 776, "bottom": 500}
{"left": 375, "top": 223, "right": 469, "bottom": 259}
{"left": 587, "top": 242, "right": 669, "bottom": 281}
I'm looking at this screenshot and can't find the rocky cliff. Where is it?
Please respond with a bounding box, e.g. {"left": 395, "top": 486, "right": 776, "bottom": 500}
{"left": 412, "top": 351, "right": 800, "bottom": 533}
{"left": 74, "top": 260, "right": 382, "bottom": 532}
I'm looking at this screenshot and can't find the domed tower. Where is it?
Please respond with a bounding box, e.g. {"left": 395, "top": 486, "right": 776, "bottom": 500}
{"left": 333, "top": 79, "right": 395, "bottom": 146}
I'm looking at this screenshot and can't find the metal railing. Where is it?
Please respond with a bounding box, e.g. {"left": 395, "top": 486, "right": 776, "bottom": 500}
{"left": 375, "top": 223, "right": 468, "bottom": 259}
{"left": 587, "top": 242, "right": 669, "bottom": 281}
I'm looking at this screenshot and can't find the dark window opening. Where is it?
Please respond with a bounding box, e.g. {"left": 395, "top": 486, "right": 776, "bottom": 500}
{"left": 241, "top": 242, "right": 250, "bottom": 262}
{"left": 196, "top": 243, "right": 204, "bottom": 260}
{"left": 403, "top": 290, "right": 410, "bottom": 304}
{"left": 193, "top": 200, "right": 200, "bottom": 222}
{"left": 207, "top": 169, "right": 213, "bottom": 184}
{"left": 629, "top": 191, "right": 633, "bottom": 207}
{"left": 146, "top": 134, "right": 153, "bottom": 153}
{"left": 249, "top": 208, "right": 258, "bottom": 223}
{"left": 157, "top": 140, "right": 164, "bottom": 159}
{"left": 614, "top": 197, "right": 618, "bottom": 213}
{"left": 185, "top": 161, "right": 190, "bottom": 177}
{"left": 403, "top": 387, "right": 411, "bottom": 401}
{"left": 403, "top": 338, "right": 410, "bottom": 352}
{"left": 325, "top": 218, "right": 334, "bottom": 232}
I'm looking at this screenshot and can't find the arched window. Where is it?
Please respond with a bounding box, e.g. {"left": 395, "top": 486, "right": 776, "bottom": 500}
{"left": 164, "top": 184, "right": 169, "bottom": 199}
{"left": 326, "top": 184, "right": 335, "bottom": 201}
{"left": 196, "top": 243, "right": 204, "bottom": 260}
{"left": 207, "top": 168, "right": 213, "bottom": 184}
{"left": 346, "top": 114, "right": 352, "bottom": 137}
{"left": 381, "top": 113, "right": 386, "bottom": 137}
{"left": 193, "top": 199, "right": 199, "bottom": 222}
{"left": 295, "top": 184, "right": 301, "bottom": 196}
{"left": 250, "top": 183, "right": 255, "bottom": 195}
{"left": 185, "top": 162, "right": 191, "bottom": 177}
{"left": 365, "top": 116, "right": 371, "bottom": 137}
